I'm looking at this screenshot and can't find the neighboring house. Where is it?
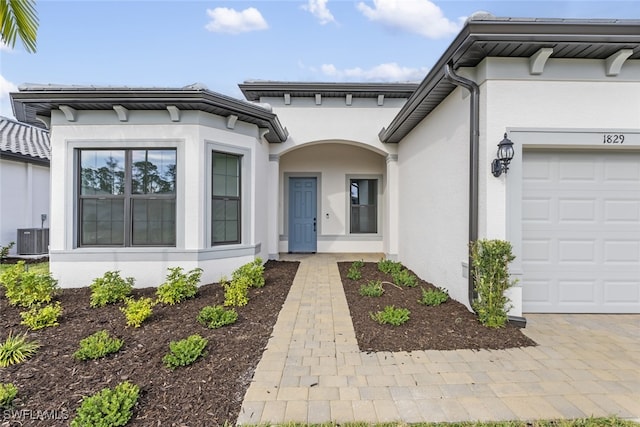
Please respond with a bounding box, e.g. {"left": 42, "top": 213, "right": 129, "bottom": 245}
{"left": 0, "top": 117, "right": 50, "bottom": 255}
{"left": 10, "top": 15, "right": 640, "bottom": 315}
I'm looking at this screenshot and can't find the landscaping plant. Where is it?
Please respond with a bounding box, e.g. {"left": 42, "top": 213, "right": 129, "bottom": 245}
{"left": 0, "top": 261, "right": 58, "bottom": 307}
{"left": 471, "top": 239, "right": 516, "bottom": 328}
{"left": 359, "top": 280, "right": 385, "bottom": 297}
{"left": 156, "top": 267, "right": 202, "bottom": 305}
{"left": 419, "top": 286, "right": 449, "bottom": 306}
{"left": 89, "top": 271, "right": 134, "bottom": 308}
{"left": 70, "top": 381, "right": 139, "bottom": 427}
{"left": 377, "top": 258, "right": 402, "bottom": 275}
{"left": 120, "top": 297, "right": 155, "bottom": 328}
{"left": 74, "top": 330, "right": 123, "bottom": 361}
{"left": 0, "top": 332, "right": 39, "bottom": 367}
{"left": 222, "top": 275, "right": 250, "bottom": 307}
{"left": 232, "top": 258, "right": 265, "bottom": 288}
{"left": 391, "top": 268, "right": 417, "bottom": 287}
{"left": 162, "top": 334, "right": 208, "bottom": 370}
{"left": 20, "top": 301, "right": 63, "bottom": 330}
{"left": 370, "top": 305, "right": 410, "bottom": 326}
{"left": 0, "top": 383, "right": 17, "bottom": 409}
{"left": 346, "top": 260, "right": 364, "bottom": 280}
{"left": 0, "top": 241, "right": 15, "bottom": 260}
{"left": 197, "top": 305, "right": 238, "bottom": 329}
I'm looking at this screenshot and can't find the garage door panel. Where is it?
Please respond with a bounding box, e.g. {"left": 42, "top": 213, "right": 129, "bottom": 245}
{"left": 522, "top": 150, "right": 640, "bottom": 313}
{"left": 604, "top": 200, "right": 640, "bottom": 223}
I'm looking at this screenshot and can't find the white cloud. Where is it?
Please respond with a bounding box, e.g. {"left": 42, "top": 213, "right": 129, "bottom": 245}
{"left": 302, "top": 0, "right": 336, "bottom": 25}
{"left": 320, "top": 62, "right": 427, "bottom": 82}
{"left": 0, "top": 41, "right": 13, "bottom": 52}
{"left": 205, "top": 7, "right": 268, "bottom": 34}
{"left": 0, "top": 74, "right": 18, "bottom": 118}
{"left": 356, "top": 0, "right": 461, "bottom": 38}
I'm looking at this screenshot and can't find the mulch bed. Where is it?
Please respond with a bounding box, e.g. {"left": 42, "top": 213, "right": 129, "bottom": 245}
{"left": 0, "top": 260, "right": 299, "bottom": 427}
{"left": 338, "top": 262, "right": 536, "bottom": 352}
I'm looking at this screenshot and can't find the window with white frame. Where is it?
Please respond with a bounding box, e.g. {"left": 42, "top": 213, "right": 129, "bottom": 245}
{"left": 78, "top": 149, "right": 176, "bottom": 246}
{"left": 212, "top": 151, "right": 241, "bottom": 245}
{"left": 350, "top": 178, "right": 377, "bottom": 234}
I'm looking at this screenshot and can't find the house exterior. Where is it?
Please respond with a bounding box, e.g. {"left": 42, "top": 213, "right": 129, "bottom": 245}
{"left": 0, "top": 117, "right": 50, "bottom": 255}
{"left": 10, "top": 15, "right": 640, "bottom": 315}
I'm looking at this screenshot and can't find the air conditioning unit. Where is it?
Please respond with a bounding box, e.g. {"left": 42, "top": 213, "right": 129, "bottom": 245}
{"left": 17, "top": 228, "right": 49, "bottom": 255}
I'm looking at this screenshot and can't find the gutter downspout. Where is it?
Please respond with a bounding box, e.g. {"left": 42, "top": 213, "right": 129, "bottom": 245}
{"left": 443, "top": 62, "right": 479, "bottom": 311}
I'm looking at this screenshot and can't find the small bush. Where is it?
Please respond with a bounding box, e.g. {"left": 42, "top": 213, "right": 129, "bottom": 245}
{"left": 89, "top": 271, "right": 134, "bottom": 308}
{"left": 391, "top": 268, "right": 417, "bottom": 287}
{"left": 0, "top": 332, "right": 39, "bottom": 367}
{"left": 377, "top": 258, "right": 401, "bottom": 275}
{"left": 222, "top": 275, "right": 250, "bottom": 307}
{"left": 0, "top": 383, "right": 18, "bottom": 409}
{"left": 20, "top": 301, "right": 63, "bottom": 330}
{"left": 197, "top": 305, "right": 238, "bottom": 329}
{"left": 70, "top": 381, "right": 139, "bottom": 427}
{"left": 156, "top": 267, "right": 202, "bottom": 305}
{"left": 232, "top": 258, "right": 265, "bottom": 288}
{"left": 0, "top": 261, "right": 58, "bottom": 307}
{"left": 162, "top": 334, "right": 208, "bottom": 370}
{"left": 370, "top": 305, "right": 410, "bottom": 326}
{"left": 359, "top": 280, "right": 384, "bottom": 297}
{"left": 346, "top": 260, "right": 364, "bottom": 280}
{"left": 120, "top": 297, "right": 155, "bottom": 328}
{"left": 471, "top": 239, "right": 516, "bottom": 328}
{"left": 419, "top": 287, "right": 449, "bottom": 306}
{"left": 0, "top": 241, "right": 15, "bottom": 260}
{"left": 74, "top": 330, "right": 123, "bottom": 361}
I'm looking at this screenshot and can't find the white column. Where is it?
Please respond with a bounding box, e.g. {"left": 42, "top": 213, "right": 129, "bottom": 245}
{"left": 267, "top": 154, "right": 280, "bottom": 259}
{"left": 385, "top": 154, "right": 399, "bottom": 260}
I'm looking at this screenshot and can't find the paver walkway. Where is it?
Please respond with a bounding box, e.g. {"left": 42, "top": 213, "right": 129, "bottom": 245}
{"left": 237, "top": 254, "right": 640, "bottom": 424}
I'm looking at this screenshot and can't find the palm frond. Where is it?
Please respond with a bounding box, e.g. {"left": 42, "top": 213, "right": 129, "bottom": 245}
{"left": 0, "top": 0, "right": 38, "bottom": 53}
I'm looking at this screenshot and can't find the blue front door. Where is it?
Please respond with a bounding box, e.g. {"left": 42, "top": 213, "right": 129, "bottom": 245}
{"left": 289, "top": 177, "right": 317, "bottom": 253}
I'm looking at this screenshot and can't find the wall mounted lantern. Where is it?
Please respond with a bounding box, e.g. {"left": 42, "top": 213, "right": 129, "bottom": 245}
{"left": 491, "top": 133, "right": 515, "bottom": 177}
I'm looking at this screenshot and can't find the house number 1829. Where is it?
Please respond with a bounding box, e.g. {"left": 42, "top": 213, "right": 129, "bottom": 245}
{"left": 603, "top": 134, "right": 625, "bottom": 144}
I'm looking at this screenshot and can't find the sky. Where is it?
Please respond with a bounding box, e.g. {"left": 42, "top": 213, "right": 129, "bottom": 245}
{"left": 1, "top": 0, "right": 640, "bottom": 119}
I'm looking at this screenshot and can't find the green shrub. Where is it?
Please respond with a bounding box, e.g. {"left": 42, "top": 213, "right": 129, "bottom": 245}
{"left": 70, "top": 381, "right": 139, "bottom": 427}
{"left": 419, "top": 287, "right": 449, "bottom": 306}
{"left": 377, "top": 258, "right": 402, "bottom": 275}
{"left": 89, "top": 271, "right": 134, "bottom": 308}
{"left": 391, "top": 268, "right": 417, "bottom": 287}
{"left": 74, "top": 330, "right": 123, "bottom": 361}
{"left": 0, "top": 383, "right": 18, "bottom": 409}
{"left": 346, "top": 260, "right": 364, "bottom": 280}
{"left": 232, "top": 258, "right": 265, "bottom": 288}
{"left": 222, "top": 275, "right": 250, "bottom": 307}
{"left": 0, "top": 332, "right": 39, "bottom": 367}
{"left": 0, "top": 241, "right": 15, "bottom": 260}
{"left": 197, "top": 305, "right": 238, "bottom": 329}
{"left": 120, "top": 297, "right": 155, "bottom": 328}
{"left": 156, "top": 267, "right": 202, "bottom": 305}
{"left": 162, "top": 334, "right": 208, "bottom": 370}
{"left": 20, "top": 301, "right": 63, "bottom": 330}
{"left": 359, "top": 280, "right": 384, "bottom": 297}
{"left": 0, "top": 261, "right": 58, "bottom": 307}
{"left": 370, "top": 305, "right": 410, "bottom": 326}
{"left": 471, "top": 239, "right": 516, "bottom": 328}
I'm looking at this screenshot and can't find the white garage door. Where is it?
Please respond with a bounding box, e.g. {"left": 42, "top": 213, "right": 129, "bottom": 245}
{"left": 522, "top": 150, "right": 640, "bottom": 313}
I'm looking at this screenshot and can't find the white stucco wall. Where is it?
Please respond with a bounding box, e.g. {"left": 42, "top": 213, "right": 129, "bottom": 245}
{"left": 279, "top": 142, "right": 386, "bottom": 253}
{"left": 397, "top": 87, "right": 472, "bottom": 306}
{"left": 0, "top": 159, "right": 50, "bottom": 254}
{"left": 47, "top": 110, "right": 267, "bottom": 287}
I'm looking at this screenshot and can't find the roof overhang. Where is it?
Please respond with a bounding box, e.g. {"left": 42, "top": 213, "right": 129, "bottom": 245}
{"left": 379, "top": 16, "right": 640, "bottom": 143}
{"left": 239, "top": 81, "right": 419, "bottom": 101}
{"left": 10, "top": 85, "right": 289, "bottom": 143}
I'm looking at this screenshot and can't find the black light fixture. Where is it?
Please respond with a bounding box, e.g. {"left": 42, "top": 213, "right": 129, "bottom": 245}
{"left": 491, "top": 133, "right": 515, "bottom": 177}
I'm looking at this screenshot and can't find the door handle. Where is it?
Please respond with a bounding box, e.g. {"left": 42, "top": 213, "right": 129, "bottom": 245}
{"left": 313, "top": 218, "right": 316, "bottom": 232}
